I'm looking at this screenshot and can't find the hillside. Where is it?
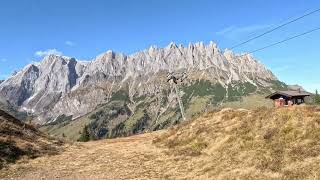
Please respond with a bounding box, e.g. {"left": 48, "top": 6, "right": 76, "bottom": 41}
{"left": 2, "top": 106, "right": 320, "bottom": 179}
{"left": 0, "top": 41, "right": 287, "bottom": 139}
{"left": 41, "top": 95, "right": 274, "bottom": 141}
{"left": 0, "top": 109, "right": 62, "bottom": 170}
{"left": 0, "top": 96, "right": 27, "bottom": 121}
{"left": 154, "top": 106, "right": 320, "bottom": 179}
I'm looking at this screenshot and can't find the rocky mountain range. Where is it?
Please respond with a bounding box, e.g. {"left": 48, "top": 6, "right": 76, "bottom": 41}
{"left": 0, "top": 41, "right": 286, "bottom": 139}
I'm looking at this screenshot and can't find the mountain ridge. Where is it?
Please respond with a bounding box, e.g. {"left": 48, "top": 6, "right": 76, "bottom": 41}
{"left": 0, "top": 41, "right": 286, "bottom": 139}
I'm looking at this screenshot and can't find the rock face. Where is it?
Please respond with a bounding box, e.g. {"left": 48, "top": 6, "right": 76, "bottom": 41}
{"left": 0, "top": 41, "right": 283, "bottom": 131}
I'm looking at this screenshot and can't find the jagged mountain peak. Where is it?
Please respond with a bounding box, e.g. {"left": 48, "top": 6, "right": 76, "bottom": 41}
{"left": 166, "top": 42, "right": 178, "bottom": 49}
{"left": 194, "top": 41, "right": 205, "bottom": 48}
{"left": 96, "top": 50, "right": 116, "bottom": 60}
{"left": 81, "top": 41, "right": 254, "bottom": 65}
{"left": 223, "top": 49, "right": 235, "bottom": 61}
{"left": 0, "top": 40, "right": 280, "bottom": 124}
{"left": 42, "top": 54, "right": 77, "bottom": 65}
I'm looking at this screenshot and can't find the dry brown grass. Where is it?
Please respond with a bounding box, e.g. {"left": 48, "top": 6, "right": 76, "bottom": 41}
{"left": 0, "top": 109, "right": 63, "bottom": 170}
{"left": 154, "top": 106, "right": 320, "bottom": 179}
{"left": 2, "top": 106, "right": 320, "bottom": 179}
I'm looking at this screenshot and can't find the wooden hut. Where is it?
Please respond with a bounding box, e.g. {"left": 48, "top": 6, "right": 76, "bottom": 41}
{"left": 266, "top": 90, "right": 311, "bottom": 107}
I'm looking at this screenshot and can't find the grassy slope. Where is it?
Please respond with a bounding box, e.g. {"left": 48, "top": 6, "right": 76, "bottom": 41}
{"left": 154, "top": 106, "right": 320, "bottom": 179}
{"left": 40, "top": 117, "right": 91, "bottom": 140}
{"left": 0, "top": 109, "right": 62, "bottom": 170}
{"left": 39, "top": 102, "right": 118, "bottom": 141}
{"left": 222, "top": 95, "right": 273, "bottom": 109}
{"left": 3, "top": 106, "right": 320, "bottom": 179}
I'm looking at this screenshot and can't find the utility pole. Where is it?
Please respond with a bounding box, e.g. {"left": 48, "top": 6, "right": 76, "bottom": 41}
{"left": 167, "top": 72, "right": 186, "bottom": 121}
{"left": 173, "top": 83, "right": 186, "bottom": 121}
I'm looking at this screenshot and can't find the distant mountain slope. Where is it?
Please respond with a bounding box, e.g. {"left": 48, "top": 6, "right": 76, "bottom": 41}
{"left": 0, "top": 41, "right": 287, "bottom": 138}
{"left": 0, "top": 95, "right": 27, "bottom": 121}
{"left": 0, "top": 109, "right": 62, "bottom": 169}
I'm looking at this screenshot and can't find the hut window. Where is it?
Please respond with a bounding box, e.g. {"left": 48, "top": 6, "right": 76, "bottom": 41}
{"left": 297, "top": 99, "right": 302, "bottom": 104}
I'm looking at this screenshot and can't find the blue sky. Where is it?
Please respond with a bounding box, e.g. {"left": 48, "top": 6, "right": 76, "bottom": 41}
{"left": 0, "top": 0, "right": 319, "bottom": 92}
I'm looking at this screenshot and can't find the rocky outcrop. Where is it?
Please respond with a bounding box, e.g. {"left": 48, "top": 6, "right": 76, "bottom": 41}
{"left": 0, "top": 41, "right": 280, "bottom": 124}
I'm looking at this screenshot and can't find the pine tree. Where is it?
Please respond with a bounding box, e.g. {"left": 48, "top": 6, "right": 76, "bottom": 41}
{"left": 78, "top": 125, "right": 90, "bottom": 142}
{"left": 315, "top": 90, "right": 320, "bottom": 104}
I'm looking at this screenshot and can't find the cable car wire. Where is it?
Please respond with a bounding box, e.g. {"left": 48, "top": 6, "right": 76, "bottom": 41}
{"left": 230, "top": 8, "right": 320, "bottom": 50}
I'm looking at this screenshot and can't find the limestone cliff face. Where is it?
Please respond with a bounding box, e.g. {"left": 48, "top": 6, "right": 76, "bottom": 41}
{"left": 0, "top": 41, "right": 279, "bottom": 124}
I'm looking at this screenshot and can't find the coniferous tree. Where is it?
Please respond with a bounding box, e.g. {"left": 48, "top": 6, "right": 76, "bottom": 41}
{"left": 78, "top": 125, "right": 90, "bottom": 142}
{"left": 315, "top": 90, "right": 320, "bottom": 104}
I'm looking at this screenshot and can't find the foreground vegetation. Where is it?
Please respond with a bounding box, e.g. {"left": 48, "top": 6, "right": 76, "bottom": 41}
{"left": 154, "top": 105, "right": 320, "bottom": 179}
{"left": 2, "top": 105, "right": 320, "bottom": 179}
{"left": 0, "top": 110, "right": 63, "bottom": 170}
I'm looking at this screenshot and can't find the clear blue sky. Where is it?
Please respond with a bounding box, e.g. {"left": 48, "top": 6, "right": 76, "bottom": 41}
{"left": 0, "top": 0, "right": 319, "bottom": 92}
